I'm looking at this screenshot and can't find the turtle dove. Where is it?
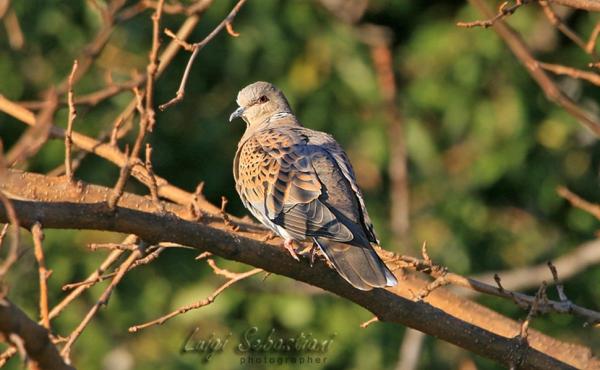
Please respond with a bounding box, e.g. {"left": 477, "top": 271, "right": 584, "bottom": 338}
{"left": 229, "top": 81, "right": 397, "bottom": 291}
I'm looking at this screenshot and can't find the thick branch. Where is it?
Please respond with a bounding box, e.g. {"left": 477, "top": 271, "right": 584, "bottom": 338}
{"left": 0, "top": 298, "right": 74, "bottom": 370}
{"left": 0, "top": 170, "right": 597, "bottom": 370}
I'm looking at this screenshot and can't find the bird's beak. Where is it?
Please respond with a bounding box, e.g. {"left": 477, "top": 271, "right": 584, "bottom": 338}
{"left": 229, "top": 106, "right": 245, "bottom": 122}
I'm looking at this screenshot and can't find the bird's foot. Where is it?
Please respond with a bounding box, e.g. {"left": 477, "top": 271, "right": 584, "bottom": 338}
{"left": 283, "top": 239, "right": 300, "bottom": 261}
{"left": 262, "top": 231, "right": 277, "bottom": 242}
{"left": 293, "top": 243, "right": 320, "bottom": 266}
{"left": 291, "top": 243, "right": 324, "bottom": 267}
{"left": 308, "top": 244, "right": 319, "bottom": 267}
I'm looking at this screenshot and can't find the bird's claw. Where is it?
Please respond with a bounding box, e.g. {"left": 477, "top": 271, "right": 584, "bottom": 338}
{"left": 283, "top": 239, "right": 300, "bottom": 261}
{"left": 309, "top": 245, "right": 318, "bottom": 267}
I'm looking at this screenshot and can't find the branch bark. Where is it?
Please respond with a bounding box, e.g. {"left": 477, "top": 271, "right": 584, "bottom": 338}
{"left": 0, "top": 170, "right": 598, "bottom": 370}
{"left": 0, "top": 298, "right": 74, "bottom": 370}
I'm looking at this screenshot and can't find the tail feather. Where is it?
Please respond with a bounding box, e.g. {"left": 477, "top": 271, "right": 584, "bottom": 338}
{"left": 314, "top": 237, "right": 397, "bottom": 291}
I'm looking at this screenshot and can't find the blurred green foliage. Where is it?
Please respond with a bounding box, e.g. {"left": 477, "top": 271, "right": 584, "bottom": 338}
{"left": 1, "top": 0, "right": 600, "bottom": 369}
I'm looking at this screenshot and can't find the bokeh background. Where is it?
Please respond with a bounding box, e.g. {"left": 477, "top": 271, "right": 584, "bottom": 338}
{"left": 1, "top": 0, "right": 600, "bottom": 369}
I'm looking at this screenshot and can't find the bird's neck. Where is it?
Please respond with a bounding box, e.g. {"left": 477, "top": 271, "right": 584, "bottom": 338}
{"left": 238, "top": 112, "right": 301, "bottom": 146}
{"left": 266, "top": 111, "right": 295, "bottom": 123}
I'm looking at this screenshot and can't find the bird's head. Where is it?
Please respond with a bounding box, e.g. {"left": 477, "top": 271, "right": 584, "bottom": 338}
{"left": 229, "top": 81, "right": 292, "bottom": 126}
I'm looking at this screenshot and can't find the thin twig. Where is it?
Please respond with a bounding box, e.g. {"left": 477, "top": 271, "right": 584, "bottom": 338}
{"left": 107, "top": 0, "right": 164, "bottom": 209}
{"left": 361, "top": 24, "right": 410, "bottom": 244}
{"left": 60, "top": 246, "right": 145, "bottom": 361}
{"left": 88, "top": 242, "right": 138, "bottom": 251}
{"left": 547, "top": 261, "right": 569, "bottom": 302}
{"left": 360, "top": 316, "right": 379, "bottom": 328}
{"left": 457, "top": 0, "right": 530, "bottom": 28}
{"left": 159, "top": 0, "right": 248, "bottom": 111}
{"left": 385, "top": 251, "right": 600, "bottom": 324}
{"left": 51, "top": 248, "right": 126, "bottom": 317}
{"left": 586, "top": 23, "right": 600, "bottom": 55}
{"left": 539, "top": 1, "right": 595, "bottom": 58}
{"left": 6, "top": 90, "right": 58, "bottom": 166}
{"left": 144, "top": 0, "right": 164, "bottom": 132}
{"left": 65, "top": 60, "right": 78, "bottom": 182}
{"left": 195, "top": 251, "right": 212, "bottom": 260}
{"left": 0, "top": 94, "right": 235, "bottom": 217}
{"left": 110, "top": 117, "right": 124, "bottom": 146}
{"left": 220, "top": 196, "right": 240, "bottom": 231}
{"left": 54, "top": 0, "right": 127, "bottom": 95}
{"left": 145, "top": 143, "right": 165, "bottom": 213}
{"left": 189, "top": 181, "right": 205, "bottom": 220}
{"left": 31, "top": 222, "right": 51, "bottom": 330}
{"left": 206, "top": 258, "right": 238, "bottom": 279}
{"left": 512, "top": 281, "right": 547, "bottom": 368}
{"left": 0, "top": 247, "right": 128, "bottom": 366}
{"left": 0, "top": 191, "right": 18, "bottom": 280}
{"left": 557, "top": 186, "right": 600, "bottom": 220}
{"left": 129, "top": 266, "right": 262, "bottom": 332}
{"left": 539, "top": 62, "right": 600, "bottom": 86}
{"left": 467, "top": 0, "right": 600, "bottom": 137}
{"left": 107, "top": 144, "right": 131, "bottom": 209}
{"left": 63, "top": 243, "right": 166, "bottom": 291}
{"left": 0, "top": 224, "right": 8, "bottom": 248}
{"left": 164, "top": 27, "right": 194, "bottom": 51}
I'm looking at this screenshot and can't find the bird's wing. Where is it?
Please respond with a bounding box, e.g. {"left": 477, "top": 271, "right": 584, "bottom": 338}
{"left": 234, "top": 126, "right": 353, "bottom": 241}
{"left": 234, "top": 124, "right": 396, "bottom": 290}
{"left": 302, "top": 130, "right": 379, "bottom": 243}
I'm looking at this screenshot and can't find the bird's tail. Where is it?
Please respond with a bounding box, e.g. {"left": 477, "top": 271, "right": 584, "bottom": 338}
{"left": 313, "top": 237, "right": 397, "bottom": 291}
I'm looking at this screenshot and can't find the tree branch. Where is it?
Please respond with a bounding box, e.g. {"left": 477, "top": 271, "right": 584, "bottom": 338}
{"left": 1, "top": 169, "right": 598, "bottom": 370}
{"left": 548, "top": 0, "right": 600, "bottom": 11}
{"left": 466, "top": 0, "right": 600, "bottom": 137}
{"left": 0, "top": 298, "right": 74, "bottom": 370}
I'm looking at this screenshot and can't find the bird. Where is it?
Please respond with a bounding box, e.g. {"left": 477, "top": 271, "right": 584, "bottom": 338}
{"left": 229, "top": 81, "right": 397, "bottom": 291}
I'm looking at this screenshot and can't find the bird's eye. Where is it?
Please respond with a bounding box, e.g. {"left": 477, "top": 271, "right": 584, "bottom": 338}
{"left": 259, "top": 95, "right": 269, "bottom": 103}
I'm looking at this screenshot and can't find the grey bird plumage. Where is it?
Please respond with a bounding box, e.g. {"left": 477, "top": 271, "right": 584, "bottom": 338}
{"left": 230, "top": 81, "right": 397, "bottom": 291}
